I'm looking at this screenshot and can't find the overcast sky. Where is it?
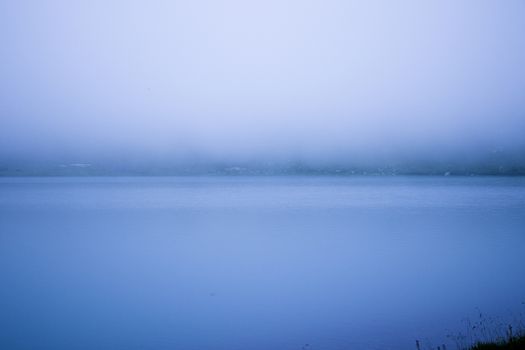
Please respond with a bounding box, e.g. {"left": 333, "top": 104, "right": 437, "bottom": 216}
{"left": 1, "top": 0, "right": 524, "bottom": 163}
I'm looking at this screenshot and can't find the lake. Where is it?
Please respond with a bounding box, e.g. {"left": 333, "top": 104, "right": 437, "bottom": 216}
{"left": 1, "top": 176, "right": 524, "bottom": 350}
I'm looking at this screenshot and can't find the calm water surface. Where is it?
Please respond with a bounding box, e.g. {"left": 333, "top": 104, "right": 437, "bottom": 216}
{"left": 1, "top": 176, "right": 524, "bottom": 350}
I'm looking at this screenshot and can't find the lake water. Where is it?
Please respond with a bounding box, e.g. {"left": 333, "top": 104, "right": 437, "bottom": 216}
{"left": 1, "top": 176, "right": 524, "bottom": 350}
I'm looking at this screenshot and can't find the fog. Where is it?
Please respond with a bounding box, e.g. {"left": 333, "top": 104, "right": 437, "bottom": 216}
{"left": 1, "top": 0, "right": 525, "bottom": 171}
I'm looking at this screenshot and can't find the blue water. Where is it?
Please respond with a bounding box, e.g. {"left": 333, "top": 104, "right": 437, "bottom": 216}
{"left": 1, "top": 176, "right": 524, "bottom": 350}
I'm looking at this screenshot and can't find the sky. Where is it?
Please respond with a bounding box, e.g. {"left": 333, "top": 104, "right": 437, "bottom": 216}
{"left": 1, "top": 0, "right": 525, "bottom": 166}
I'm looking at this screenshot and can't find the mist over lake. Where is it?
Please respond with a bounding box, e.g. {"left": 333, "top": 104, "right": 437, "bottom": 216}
{"left": 1, "top": 0, "right": 525, "bottom": 166}
{"left": 1, "top": 1, "right": 525, "bottom": 349}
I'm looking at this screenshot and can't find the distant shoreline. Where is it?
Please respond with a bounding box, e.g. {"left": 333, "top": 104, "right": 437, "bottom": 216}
{"left": 2, "top": 161, "right": 525, "bottom": 177}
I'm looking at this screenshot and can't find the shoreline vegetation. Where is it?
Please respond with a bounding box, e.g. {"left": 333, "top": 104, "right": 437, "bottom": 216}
{"left": 470, "top": 335, "right": 525, "bottom": 350}
{"left": 417, "top": 335, "right": 525, "bottom": 350}
{"left": 417, "top": 334, "right": 525, "bottom": 350}
{"left": 417, "top": 306, "right": 525, "bottom": 350}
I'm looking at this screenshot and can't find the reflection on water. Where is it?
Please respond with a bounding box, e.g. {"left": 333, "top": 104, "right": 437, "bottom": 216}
{"left": 1, "top": 176, "right": 524, "bottom": 350}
